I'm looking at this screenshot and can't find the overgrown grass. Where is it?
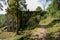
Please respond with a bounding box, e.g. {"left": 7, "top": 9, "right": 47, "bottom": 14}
{"left": 39, "top": 16, "right": 55, "bottom": 25}
{"left": 47, "top": 23, "right": 60, "bottom": 33}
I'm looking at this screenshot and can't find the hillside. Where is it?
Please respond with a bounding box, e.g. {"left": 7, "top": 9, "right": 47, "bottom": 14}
{"left": 0, "top": 14, "right": 7, "bottom": 32}
{"left": 0, "top": 0, "right": 60, "bottom": 40}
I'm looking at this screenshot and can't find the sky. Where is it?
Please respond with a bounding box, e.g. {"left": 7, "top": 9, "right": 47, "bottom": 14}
{"left": 0, "top": 0, "right": 51, "bottom": 14}
{"left": 0, "top": 0, "right": 8, "bottom": 14}
{"left": 26, "top": 0, "right": 51, "bottom": 11}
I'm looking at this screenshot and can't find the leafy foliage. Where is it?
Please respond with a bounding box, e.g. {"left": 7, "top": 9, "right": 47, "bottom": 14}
{"left": 0, "top": 0, "right": 60, "bottom": 40}
{"left": 0, "top": 14, "right": 6, "bottom": 28}
{"left": 36, "top": 6, "right": 42, "bottom": 11}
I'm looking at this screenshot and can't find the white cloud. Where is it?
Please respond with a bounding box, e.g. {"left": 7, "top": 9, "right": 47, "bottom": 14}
{"left": 0, "top": 0, "right": 51, "bottom": 14}
{"left": 26, "top": 0, "right": 51, "bottom": 11}
{"left": 0, "top": 5, "right": 7, "bottom": 14}
{"left": 0, "top": 0, "right": 7, "bottom": 14}
{"left": 26, "top": 0, "right": 43, "bottom": 11}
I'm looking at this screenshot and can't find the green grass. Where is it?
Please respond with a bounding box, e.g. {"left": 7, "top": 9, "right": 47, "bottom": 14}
{"left": 47, "top": 23, "right": 60, "bottom": 33}
{"left": 40, "top": 16, "right": 60, "bottom": 33}
{"left": 39, "top": 16, "right": 60, "bottom": 25}
{"left": 39, "top": 16, "right": 55, "bottom": 25}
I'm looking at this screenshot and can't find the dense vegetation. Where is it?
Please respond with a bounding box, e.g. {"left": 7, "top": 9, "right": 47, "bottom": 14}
{"left": 0, "top": 0, "right": 60, "bottom": 40}
{"left": 0, "top": 14, "right": 7, "bottom": 32}
{"left": 0, "top": 14, "right": 6, "bottom": 28}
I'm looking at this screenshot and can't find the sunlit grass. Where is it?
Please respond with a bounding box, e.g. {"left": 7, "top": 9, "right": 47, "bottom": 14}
{"left": 39, "top": 15, "right": 60, "bottom": 25}
{"left": 47, "top": 23, "right": 60, "bottom": 33}
{"left": 39, "top": 16, "right": 55, "bottom": 25}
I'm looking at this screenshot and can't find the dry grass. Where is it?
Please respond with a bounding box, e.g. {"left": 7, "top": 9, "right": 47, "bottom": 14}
{"left": 0, "top": 32, "right": 16, "bottom": 39}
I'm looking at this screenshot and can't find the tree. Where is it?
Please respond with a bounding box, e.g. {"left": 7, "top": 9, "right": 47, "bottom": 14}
{"left": 36, "top": 6, "right": 43, "bottom": 16}
{"left": 47, "top": 0, "right": 60, "bottom": 16}
{"left": 6, "top": 0, "right": 27, "bottom": 34}
{"left": 48, "top": 0, "right": 60, "bottom": 11}
{"left": 36, "top": 6, "right": 42, "bottom": 11}
{"left": 47, "top": 2, "right": 56, "bottom": 16}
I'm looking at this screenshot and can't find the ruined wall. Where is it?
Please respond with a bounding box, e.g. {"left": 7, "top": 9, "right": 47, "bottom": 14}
{"left": 7, "top": 14, "right": 17, "bottom": 32}
{"left": 6, "top": 11, "right": 41, "bottom": 32}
